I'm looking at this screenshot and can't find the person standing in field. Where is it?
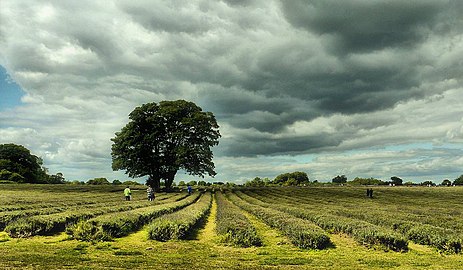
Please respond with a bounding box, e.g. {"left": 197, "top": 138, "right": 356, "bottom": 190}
{"left": 187, "top": 185, "right": 192, "bottom": 195}
{"left": 147, "top": 185, "right": 155, "bottom": 201}
{"left": 124, "top": 186, "right": 131, "bottom": 201}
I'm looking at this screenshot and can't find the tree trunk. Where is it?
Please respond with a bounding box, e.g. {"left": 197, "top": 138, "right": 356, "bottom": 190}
{"left": 164, "top": 170, "right": 177, "bottom": 192}
{"left": 147, "top": 175, "right": 161, "bottom": 192}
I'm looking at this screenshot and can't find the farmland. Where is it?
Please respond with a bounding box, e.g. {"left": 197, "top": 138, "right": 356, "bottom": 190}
{"left": 1, "top": 184, "right": 463, "bottom": 269}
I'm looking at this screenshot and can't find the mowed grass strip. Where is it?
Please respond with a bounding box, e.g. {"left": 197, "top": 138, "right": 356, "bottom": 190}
{"left": 5, "top": 193, "right": 187, "bottom": 238}
{"left": 239, "top": 189, "right": 408, "bottom": 252}
{"left": 147, "top": 192, "right": 212, "bottom": 241}
{"left": 215, "top": 191, "right": 262, "bottom": 247}
{"left": 226, "top": 191, "right": 331, "bottom": 250}
{"left": 66, "top": 192, "right": 199, "bottom": 241}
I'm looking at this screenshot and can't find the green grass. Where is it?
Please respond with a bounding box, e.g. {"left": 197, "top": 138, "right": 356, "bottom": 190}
{"left": 1, "top": 184, "right": 463, "bottom": 269}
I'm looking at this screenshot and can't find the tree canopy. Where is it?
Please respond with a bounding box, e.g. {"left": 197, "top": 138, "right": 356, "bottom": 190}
{"left": 454, "top": 175, "right": 463, "bottom": 186}
{"left": 0, "top": 143, "right": 63, "bottom": 184}
{"left": 111, "top": 100, "right": 220, "bottom": 190}
{"left": 273, "top": 171, "right": 309, "bottom": 186}
{"left": 332, "top": 175, "right": 347, "bottom": 184}
{"left": 391, "top": 176, "right": 403, "bottom": 185}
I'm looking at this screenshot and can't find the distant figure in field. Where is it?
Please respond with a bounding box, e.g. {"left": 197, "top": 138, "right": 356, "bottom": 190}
{"left": 366, "top": 188, "right": 373, "bottom": 198}
{"left": 187, "top": 185, "right": 192, "bottom": 195}
{"left": 147, "top": 185, "right": 155, "bottom": 201}
{"left": 124, "top": 186, "right": 131, "bottom": 201}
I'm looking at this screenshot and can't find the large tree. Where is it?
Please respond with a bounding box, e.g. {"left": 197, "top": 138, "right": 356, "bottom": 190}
{"left": 111, "top": 100, "right": 221, "bottom": 190}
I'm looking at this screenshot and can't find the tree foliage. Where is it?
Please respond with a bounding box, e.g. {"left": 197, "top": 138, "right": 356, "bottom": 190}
{"left": 87, "top": 178, "right": 110, "bottom": 185}
{"left": 274, "top": 172, "right": 309, "bottom": 186}
{"left": 349, "top": 177, "right": 384, "bottom": 185}
{"left": 332, "top": 175, "right": 347, "bottom": 184}
{"left": 111, "top": 100, "right": 220, "bottom": 191}
{"left": 453, "top": 175, "right": 463, "bottom": 186}
{"left": 441, "top": 179, "right": 452, "bottom": 186}
{"left": 0, "top": 143, "right": 60, "bottom": 183}
{"left": 391, "top": 176, "right": 403, "bottom": 185}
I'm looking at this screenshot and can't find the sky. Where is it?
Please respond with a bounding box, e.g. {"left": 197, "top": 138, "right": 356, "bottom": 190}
{"left": 1, "top": 0, "right": 463, "bottom": 184}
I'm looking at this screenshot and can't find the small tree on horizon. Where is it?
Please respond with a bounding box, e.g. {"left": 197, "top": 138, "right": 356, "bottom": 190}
{"left": 332, "top": 175, "right": 347, "bottom": 184}
{"left": 391, "top": 176, "right": 403, "bottom": 185}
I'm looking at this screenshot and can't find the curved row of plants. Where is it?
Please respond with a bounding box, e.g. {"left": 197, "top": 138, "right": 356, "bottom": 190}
{"left": 147, "top": 192, "right": 212, "bottom": 241}
{"left": 5, "top": 193, "right": 189, "bottom": 238}
{"left": 215, "top": 191, "right": 262, "bottom": 247}
{"left": 247, "top": 188, "right": 461, "bottom": 253}
{"left": 226, "top": 191, "right": 331, "bottom": 250}
{"left": 67, "top": 192, "right": 201, "bottom": 241}
{"left": 238, "top": 190, "right": 408, "bottom": 252}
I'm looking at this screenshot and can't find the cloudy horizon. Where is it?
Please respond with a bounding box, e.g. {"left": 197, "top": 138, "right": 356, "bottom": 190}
{"left": 1, "top": 0, "right": 463, "bottom": 184}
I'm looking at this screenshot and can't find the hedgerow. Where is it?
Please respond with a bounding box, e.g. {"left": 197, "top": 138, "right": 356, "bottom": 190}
{"left": 5, "top": 193, "right": 187, "bottom": 238}
{"left": 147, "top": 192, "right": 212, "bottom": 241}
{"left": 215, "top": 191, "right": 262, "bottom": 247}
{"left": 226, "top": 192, "right": 331, "bottom": 250}
{"left": 67, "top": 192, "right": 200, "bottom": 241}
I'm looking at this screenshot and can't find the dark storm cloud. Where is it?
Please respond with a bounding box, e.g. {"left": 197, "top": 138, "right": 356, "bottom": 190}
{"left": 220, "top": 132, "right": 343, "bottom": 157}
{"left": 280, "top": 0, "right": 446, "bottom": 53}
{"left": 1, "top": 0, "right": 463, "bottom": 182}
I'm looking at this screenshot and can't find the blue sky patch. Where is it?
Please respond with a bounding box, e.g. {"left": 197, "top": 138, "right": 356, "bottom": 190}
{"left": 0, "top": 65, "right": 25, "bottom": 110}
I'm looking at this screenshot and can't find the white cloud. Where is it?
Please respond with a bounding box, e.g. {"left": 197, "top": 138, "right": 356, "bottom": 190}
{"left": 1, "top": 0, "right": 463, "bottom": 183}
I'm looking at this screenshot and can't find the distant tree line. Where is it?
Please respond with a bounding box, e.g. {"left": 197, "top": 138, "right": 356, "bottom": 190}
{"left": 331, "top": 174, "right": 463, "bottom": 187}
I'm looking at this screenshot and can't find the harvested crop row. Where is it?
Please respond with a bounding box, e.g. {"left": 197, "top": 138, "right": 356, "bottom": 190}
{"left": 226, "top": 192, "right": 331, "bottom": 250}
{"left": 67, "top": 192, "right": 201, "bottom": 241}
{"left": 393, "top": 221, "right": 461, "bottom": 254}
{"left": 5, "top": 192, "right": 188, "bottom": 238}
{"left": 215, "top": 191, "right": 262, "bottom": 247}
{"left": 237, "top": 190, "right": 408, "bottom": 252}
{"left": 244, "top": 189, "right": 460, "bottom": 253}
{"left": 148, "top": 192, "right": 212, "bottom": 241}
{"left": 0, "top": 193, "right": 173, "bottom": 231}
